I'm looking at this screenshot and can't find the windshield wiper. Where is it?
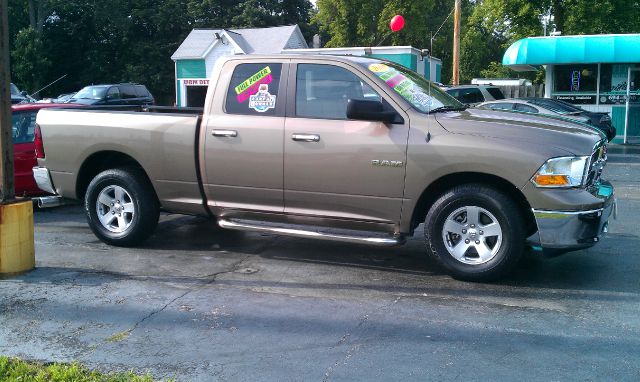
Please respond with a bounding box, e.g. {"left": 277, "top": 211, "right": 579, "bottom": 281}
{"left": 428, "top": 105, "right": 467, "bottom": 114}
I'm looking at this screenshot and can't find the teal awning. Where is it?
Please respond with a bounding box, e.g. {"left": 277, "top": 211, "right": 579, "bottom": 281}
{"left": 503, "top": 34, "right": 640, "bottom": 70}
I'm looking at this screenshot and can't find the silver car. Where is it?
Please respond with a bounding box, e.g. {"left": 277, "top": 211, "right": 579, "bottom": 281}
{"left": 478, "top": 98, "right": 615, "bottom": 141}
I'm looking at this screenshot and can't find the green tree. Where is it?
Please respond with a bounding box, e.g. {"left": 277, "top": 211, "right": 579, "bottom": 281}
{"left": 313, "top": 0, "right": 473, "bottom": 83}
{"left": 11, "top": 26, "right": 50, "bottom": 93}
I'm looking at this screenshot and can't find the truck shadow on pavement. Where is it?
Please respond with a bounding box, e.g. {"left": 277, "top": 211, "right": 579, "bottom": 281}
{"left": 31, "top": 206, "right": 640, "bottom": 297}
{"left": 140, "top": 214, "right": 640, "bottom": 296}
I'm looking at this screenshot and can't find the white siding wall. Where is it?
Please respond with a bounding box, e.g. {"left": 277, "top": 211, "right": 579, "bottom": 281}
{"left": 416, "top": 58, "right": 425, "bottom": 78}
{"left": 285, "top": 33, "right": 307, "bottom": 50}
{"left": 582, "top": 105, "right": 613, "bottom": 114}
{"left": 205, "top": 43, "right": 237, "bottom": 77}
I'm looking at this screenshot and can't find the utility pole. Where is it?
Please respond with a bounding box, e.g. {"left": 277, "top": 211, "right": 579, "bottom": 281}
{"left": 452, "top": 0, "right": 461, "bottom": 85}
{"left": 0, "top": 0, "right": 14, "bottom": 203}
{"left": 0, "top": 0, "right": 34, "bottom": 276}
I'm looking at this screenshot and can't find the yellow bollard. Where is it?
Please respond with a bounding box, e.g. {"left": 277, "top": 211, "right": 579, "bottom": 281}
{"left": 0, "top": 200, "right": 35, "bottom": 275}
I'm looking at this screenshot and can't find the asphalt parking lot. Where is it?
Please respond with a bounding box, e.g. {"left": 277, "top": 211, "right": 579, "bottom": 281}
{"left": 1, "top": 145, "right": 639, "bottom": 381}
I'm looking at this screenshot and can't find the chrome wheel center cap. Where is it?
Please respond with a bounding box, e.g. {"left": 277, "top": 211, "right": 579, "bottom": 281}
{"left": 468, "top": 229, "right": 478, "bottom": 239}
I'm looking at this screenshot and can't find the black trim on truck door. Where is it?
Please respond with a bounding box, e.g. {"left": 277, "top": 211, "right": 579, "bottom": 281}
{"left": 192, "top": 114, "right": 214, "bottom": 218}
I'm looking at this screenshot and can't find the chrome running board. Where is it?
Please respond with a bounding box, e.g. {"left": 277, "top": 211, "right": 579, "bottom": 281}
{"left": 218, "top": 218, "right": 405, "bottom": 247}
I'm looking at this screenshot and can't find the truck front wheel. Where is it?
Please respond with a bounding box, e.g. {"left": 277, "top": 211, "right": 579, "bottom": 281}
{"left": 85, "top": 168, "right": 159, "bottom": 247}
{"left": 424, "top": 184, "right": 525, "bottom": 282}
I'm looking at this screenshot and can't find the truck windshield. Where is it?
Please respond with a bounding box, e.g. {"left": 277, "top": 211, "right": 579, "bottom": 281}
{"left": 362, "top": 61, "right": 463, "bottom": 113}
{"left": 73, "top": 85, "right": 108, "bottom": 100}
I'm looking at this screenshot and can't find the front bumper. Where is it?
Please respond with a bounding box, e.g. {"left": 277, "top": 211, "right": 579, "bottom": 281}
{"left": 529, "top": 181, "right": 615, "bottom": 256}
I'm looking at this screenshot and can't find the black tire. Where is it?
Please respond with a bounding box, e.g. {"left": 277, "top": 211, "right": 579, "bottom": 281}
{"left": 85, "top": 167, "right": 159, "bottom": 247}
{"left": 424, "top": 184, "right": 525, "bottom": 282}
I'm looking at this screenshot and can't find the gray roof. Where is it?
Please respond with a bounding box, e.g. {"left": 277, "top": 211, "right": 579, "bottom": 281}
{"left": 172, "top": 25, "right": 307, "bottom": 60}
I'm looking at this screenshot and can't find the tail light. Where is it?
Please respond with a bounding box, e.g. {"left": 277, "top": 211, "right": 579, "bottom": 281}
{"left": 34, "top": 123, "right": 45, "bottom": 159}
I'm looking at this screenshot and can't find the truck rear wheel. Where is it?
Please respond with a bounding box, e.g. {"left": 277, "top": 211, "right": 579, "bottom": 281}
{"left": 424, "top": 184, "right": 524, "bottom": 282}
{"left": 85, "top": 168, "right": 159, "bottom": 247}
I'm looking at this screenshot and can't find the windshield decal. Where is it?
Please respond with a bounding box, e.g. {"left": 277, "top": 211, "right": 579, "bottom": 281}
{"left": 248, "top": 84, "right": 277, "bottom": 112}
{"left": 235, "top": 66, "right": 273, "bottom": 103}
{"left": 367, "top": 63, "right": 434, "bottom": 110}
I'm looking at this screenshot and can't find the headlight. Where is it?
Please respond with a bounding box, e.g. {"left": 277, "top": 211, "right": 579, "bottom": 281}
{"left": 531, "top": 156, "right": 589, "bottom": 188}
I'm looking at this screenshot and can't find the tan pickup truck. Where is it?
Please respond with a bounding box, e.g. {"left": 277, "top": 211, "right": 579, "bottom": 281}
{"left": 33, "top": 55, "right": 615, "bottom": 281}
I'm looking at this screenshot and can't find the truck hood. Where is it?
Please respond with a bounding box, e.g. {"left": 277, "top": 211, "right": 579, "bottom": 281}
{"left": 434, "top": 108, "right": 604, "bottom": 155}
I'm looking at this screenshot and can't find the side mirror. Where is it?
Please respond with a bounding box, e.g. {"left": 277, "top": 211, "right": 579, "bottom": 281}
{"left": 346, "top": 99, "right": 397, "bottom": 123}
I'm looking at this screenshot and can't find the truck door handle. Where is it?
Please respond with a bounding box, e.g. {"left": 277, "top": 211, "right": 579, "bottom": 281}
{"left": 292, "top": 133, "right": 320, "bottom": 142}
{"left": 212, "top": 129, "right": 238, "bottom": 137}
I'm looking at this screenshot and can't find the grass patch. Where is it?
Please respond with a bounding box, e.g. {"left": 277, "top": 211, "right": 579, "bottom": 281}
{"left": 0, "top": 356, "right": 158, "bottom": 382}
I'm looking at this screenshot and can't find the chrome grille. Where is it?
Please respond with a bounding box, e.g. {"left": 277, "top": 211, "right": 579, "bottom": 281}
{"left": 586, "top": 141, "right": 607, "bottom": 186}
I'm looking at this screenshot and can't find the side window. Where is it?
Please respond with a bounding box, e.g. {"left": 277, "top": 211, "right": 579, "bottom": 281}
{"left": 296, "top": 64, "right": 379, "bottom": 120}
{"left": 515, "top": 103, "right": 539, "bottom": 113}
{"left": 459, "top": 88, "right": 484, "bottom": 104}
{"left": 120, "top": 85, "right": 137, "bottom": 99}
{"left": 12, "top": 111, "right": 37, "bottom": 144}
{"left": 135, "top": 85, "right": 150, "bottom": 98}
{"left": 225, "top": 63, "right": 282, "bottom": 116}
{"left": 107, "top": 86, "right": 120, "bottom": 99}
{"left": 487, "top": 103, "right": 514, "bottom": 111}
{"left": 486, "top": 87, "right": 505, "bottom": 100}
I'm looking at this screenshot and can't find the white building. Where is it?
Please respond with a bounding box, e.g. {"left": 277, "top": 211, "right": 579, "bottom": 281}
{"left": 172, "top": 25, "right": 307, "bottom": 107}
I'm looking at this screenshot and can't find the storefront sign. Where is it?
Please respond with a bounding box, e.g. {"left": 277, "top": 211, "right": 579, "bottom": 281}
{"left": 599, "top": 94, "right": 640, "bottom": 105}
{"left": 183, "top": 79, "right": 209, "bottom": 86}
{"left": 553, "top": 95, "right": 596, "bottom": 104}
{"left": 570, "top": 71, "right": 581, "bottom": 91}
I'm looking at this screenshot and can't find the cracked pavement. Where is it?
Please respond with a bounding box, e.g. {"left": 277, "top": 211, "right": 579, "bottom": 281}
{"left": 1, "top": 146, "right": 640, "bottom": 381}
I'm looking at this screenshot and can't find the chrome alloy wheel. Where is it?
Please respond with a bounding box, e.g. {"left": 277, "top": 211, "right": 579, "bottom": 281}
{"left": 96, "top": 185, "right": 135, "bottom": 233}
{"left": 441, "top": 205, "right": 503, "bottom": 265}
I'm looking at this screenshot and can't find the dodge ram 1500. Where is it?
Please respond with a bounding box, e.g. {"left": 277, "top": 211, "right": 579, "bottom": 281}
{"left": 33, "top": 55, "right": 615, "bottom": 281}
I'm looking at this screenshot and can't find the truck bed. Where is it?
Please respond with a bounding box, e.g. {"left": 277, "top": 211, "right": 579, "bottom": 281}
{"left": 36, "top": 107, "right": 206, "bottom": 215}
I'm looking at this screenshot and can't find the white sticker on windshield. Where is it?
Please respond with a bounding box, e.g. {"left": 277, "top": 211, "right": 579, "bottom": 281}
{"left": 249, "top": 84, "right": 276, "bottom": 112}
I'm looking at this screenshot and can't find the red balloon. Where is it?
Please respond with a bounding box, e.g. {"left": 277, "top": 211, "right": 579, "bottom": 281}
{"left": 390, "top": 15, "right": 405, "bottom": 32}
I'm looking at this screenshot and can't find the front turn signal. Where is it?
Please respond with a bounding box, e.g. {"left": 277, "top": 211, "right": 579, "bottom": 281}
{"left": 532, "top": 174, "right": 570, "bottom": 187}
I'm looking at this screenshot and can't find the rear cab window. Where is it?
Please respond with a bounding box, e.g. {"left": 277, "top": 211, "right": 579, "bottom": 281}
{"left": 225, "top": 63, "right": 283, "bottom": 116}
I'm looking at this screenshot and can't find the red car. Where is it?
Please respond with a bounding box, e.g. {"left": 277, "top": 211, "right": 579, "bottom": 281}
{"left": 12, "top": 103, "right": 81, "bottom": 196}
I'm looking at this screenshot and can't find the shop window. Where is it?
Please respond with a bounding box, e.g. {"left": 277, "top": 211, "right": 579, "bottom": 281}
{"left": 598, "top": 65, "right": 640, "bottom": 105}
{"left": 553, "top": 65, "right": 598, "bottom": 93}
{"left": 225, "top": 63, "right": 282, "bottom": 116}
